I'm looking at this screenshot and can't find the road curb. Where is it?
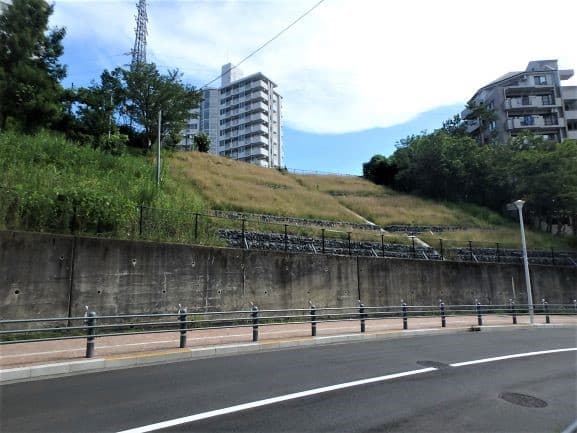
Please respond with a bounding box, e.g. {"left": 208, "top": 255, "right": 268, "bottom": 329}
{"left": 1, "top": 323, "right": 573, "bottom": 384}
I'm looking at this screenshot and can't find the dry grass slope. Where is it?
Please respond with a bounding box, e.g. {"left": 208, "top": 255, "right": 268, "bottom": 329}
{"left": 168, "top": 152, "right": 575, "bottom": 250}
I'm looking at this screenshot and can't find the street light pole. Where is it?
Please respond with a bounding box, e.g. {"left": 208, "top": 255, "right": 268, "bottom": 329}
{"left": 514, "top": 199, "right": 534, "bottom": 324}
{"left": 156, "top": 109, "right": 162, "bottom": 187}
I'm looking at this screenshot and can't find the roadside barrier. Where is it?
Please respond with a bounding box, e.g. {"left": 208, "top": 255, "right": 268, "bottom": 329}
{"left": 1, "top": 301, "right": 575, "bottom": 358}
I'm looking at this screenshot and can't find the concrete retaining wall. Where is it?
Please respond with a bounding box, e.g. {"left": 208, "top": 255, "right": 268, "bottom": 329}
{"left": 1, "top": 230, "right": 575, "bottom": 320}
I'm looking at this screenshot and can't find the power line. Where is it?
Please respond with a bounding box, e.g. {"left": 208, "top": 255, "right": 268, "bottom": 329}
{"left": 201, "top": 0, "right": 327, "bottom": 89}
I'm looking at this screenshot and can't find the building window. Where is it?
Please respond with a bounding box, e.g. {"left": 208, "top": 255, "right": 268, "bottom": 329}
{"left": 567, "top": 120, "right": 577, "bottom": 131}
{"left": 565, "top": 99, "right": 577, "bottom": 111}
{"left": 543, "top": 114, "right": 558, "bottom": 126}
{"left": 488, "top": 120, "right": 496, "bottom": 131}
{"left": 534, "top": 75, "right": 547, "bottom": 85}
{"left": 521, "top": 95, "right": 530, "bottom": 106}
{"left": 520, "top": 115, "right": 534, "bottom": 126}
{"left": 541, "top": 94, "right": 554, "bottom": 105}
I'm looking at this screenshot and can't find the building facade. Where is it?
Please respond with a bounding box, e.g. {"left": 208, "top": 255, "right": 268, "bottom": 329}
{"left": 181, "top": 63, "right": 283, "bottom": 168}
{"left": 463, "top": 60, "right": 577, "bottom": 143}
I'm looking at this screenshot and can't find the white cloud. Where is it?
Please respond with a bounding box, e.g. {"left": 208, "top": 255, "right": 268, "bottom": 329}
{"left": 52, "top": 0, "right": 577, "bottom": 134}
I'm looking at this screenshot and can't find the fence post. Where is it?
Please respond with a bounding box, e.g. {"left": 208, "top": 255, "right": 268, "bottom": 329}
{"left": 321, "top": 228, "right": 325, "bottom": 254}
{"left": 139, "top": 205, "right": 144, "bottom": 237}
{"left": 411, "top": 237, "right": 416, "bottom": 258}
{"left": 574, "top": 299, "right": 577, "bottom": 314}
{"left": 284, "top": 224, "right": 288, "bottom": 252}
{"left": 475, "top": 299, "right": 483, "bottom": 326}
{"left": 347, "top": 232, "right": 352, "bottom": 256}
{"left": 402, "top": 301, "right": 408, "bottom": 330}
{"left": 551, "top": 247, "right": 555, "bottom": 265}
{"left": 440, "top": 300, "right": 446, "bottom": 328}
{"left": 359, "top": 301, "right": 366, "bottom": 333}
{"left": 510, "top": 299, "right": 517, "bottom": 325}
{"left": 542, "top": 299, "right": 550, "bottom": 324}
{"left": 439, "top": 239, "right": 444, "bottom": 260}
{"left": 194, "top": 213, "right": 199, "bottom": 241}
{"left": 242, "top": 219, "right": 246, "bottom": 249}
{"left": 178, "top": 305, "right": 187, "bottom": 348}
{"left": 381, "top": 234, "right": 385, "bottom": 257}
{"left": 84, "top": 309, "right": 96, "bottom": 358}
{"left": 469, "top": 240, "right": 473, "bottom": 261}
{"left": 251, "top": 303, "right": 259, "bottom": 342}
{"left": 496, "top": 243, "right": 500, "bottom": 263}
{"left": 310, "top": 301, "right": 317, "bottom": 337}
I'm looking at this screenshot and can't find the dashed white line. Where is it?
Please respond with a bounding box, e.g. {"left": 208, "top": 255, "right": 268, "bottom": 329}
{"left": 115, "top": 367, "right": 437, "bottom": 433}
{"left": 450, "top": 347, "right": 577, "bottom": 367}
{"left": 115, "top": 347, "right": 576, "bottom": 433}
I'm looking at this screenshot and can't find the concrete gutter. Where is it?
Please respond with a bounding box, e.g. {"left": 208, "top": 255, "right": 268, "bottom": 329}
{"left": 2, "top": 323, "right": 570, "bottom": 384}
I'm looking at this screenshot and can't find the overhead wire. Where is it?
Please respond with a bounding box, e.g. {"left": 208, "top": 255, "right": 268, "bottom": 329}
{"left": 200, "top": 0, "right": 328, "bottom": 89}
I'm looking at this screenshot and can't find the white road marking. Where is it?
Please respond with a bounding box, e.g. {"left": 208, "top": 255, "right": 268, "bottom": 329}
{"left": 115, "top": 346, "right": 577, "bottom": 433}
{"left": 115, "top": 367, "right": 437, "bottom": 433}
{"left": 450, "top": 347, "right": 577, "bottom": 367}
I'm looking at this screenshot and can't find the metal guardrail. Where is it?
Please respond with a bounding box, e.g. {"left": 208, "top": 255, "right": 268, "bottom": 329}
{"left": 1, "top": 301, "right": 576, "bottom": 358}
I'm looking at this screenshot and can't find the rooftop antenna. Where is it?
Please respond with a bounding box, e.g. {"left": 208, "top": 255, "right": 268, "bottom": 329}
{"left": 131, "top": 0, "right": 148, "bottom": 67}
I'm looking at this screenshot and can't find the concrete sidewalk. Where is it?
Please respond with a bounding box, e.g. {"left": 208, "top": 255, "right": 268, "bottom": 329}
{"left": 1, "top": 314, "right": 575, "bottom": 383}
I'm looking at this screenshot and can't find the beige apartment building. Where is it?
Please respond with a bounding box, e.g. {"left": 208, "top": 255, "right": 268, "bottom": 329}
{"left": 463, "top": 60, "right": 577, "bottom": 143}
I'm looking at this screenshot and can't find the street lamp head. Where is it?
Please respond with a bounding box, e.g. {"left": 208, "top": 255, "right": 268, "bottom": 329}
{"left": 514, "top": 199, "right": 525, "bottom": 210}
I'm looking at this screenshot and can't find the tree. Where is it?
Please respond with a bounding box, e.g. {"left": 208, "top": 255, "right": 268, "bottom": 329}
{"left": 112, "top": 63, "right": 201, "bottom": 149}
{"left": 362, "top": 154, "right": 397, "bottom": 186}
{"left": 465, "top": 101, "right": 497, "bottom": 145}
{"left": 0, "top": 0, "right": 66, "bottom": 132}
{"left": 193, "top": 132, "right": 211, "bottom": 153}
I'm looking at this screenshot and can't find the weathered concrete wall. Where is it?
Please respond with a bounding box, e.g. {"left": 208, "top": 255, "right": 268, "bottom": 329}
{"left": 1, "top": 231, "right": 576, "bottom": 320}
{"left": 0, "top": 231, "right": 73, "bottom": 320}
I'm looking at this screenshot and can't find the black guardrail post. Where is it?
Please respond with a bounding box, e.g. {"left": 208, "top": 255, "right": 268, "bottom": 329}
{"left": 194, "top": 213, "right": 199, "bottom": 241}
{"left": 402, "top": 301, "right": 408, "bottom": 330}
{"left": 475, "top": 299, "right": 483, "bottom": 326}
{"left": 359, "top": 301, "right": 366, "bottom": 333}
{"left": 251, "top": 304, "right": 259, "bottom": 342}
{"left": 321, "top": 229, "right": 325, "bottom": 254}
{"left": 542, "top": 299, "right": 550, "bottom": 324}
{"left": 440, "top": 300, "right": 446, "bottom": 328}
{"left": 551, "top": 247, "right": 555, "bottom": 265}
{"left": 496, "top": 243, "right": 500, "bottom": 263}
{"left": 284, "top": 224, "right": 288, "bottom": 252}
{"left": 242, "top": 219, "right": 246, "bottom": 249}
{"left": 310, "top": 302, "right": 317, "bottom": 337}
{"left": 178, "top": 305, "right": 187, "bottom": 348}
{"left": 85, "top": 310, "right": 96, "bottom": 358}
{"left": 411, "top": 237, "right": 416, "bottom": 259}
{"left": 573, "top": 300, "right": 577, "bottom": 315}
{"left": 439, "top": 239, "right": 444, "bottom": 260}
{"left": 468, "top": 241, "right": 473, "bottom": 261}
{"left": 381, "top": 234, "right": 385, "bottom": 257}
{"left": 510, "top": 299, "right": 517, "bottom": 325}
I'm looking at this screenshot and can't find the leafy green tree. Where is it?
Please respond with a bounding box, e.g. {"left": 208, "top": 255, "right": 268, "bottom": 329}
{"left": 464, "top": 101, "right": 497, "bottom": 145}
{"left": 0, "top": 0, "right": 66, "bottom": 132}
{"left": 193, "top": 132, "right": 211, "bottom": 153}
{"left": 362, "top": 154, "right": 397, "bottom": 186}
{"left": 111, "top": 63, "right": 201, "bottom": 149}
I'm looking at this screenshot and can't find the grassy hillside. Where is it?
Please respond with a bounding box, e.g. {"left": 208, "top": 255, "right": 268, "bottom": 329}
{"left": 1, "top": 132, "right": 574, "bottom": 250}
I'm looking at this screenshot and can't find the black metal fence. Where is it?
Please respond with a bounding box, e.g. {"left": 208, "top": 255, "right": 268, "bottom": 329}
{"left": 2, "top": 301, "right": 575, "bottom": 358}
{"left": 2, "top": 185, "right": 576, "bottom": 266}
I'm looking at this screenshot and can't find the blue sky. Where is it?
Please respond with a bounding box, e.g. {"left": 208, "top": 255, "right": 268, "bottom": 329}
{"left": 51, "top": 0, "right": 577, "bottom": 175}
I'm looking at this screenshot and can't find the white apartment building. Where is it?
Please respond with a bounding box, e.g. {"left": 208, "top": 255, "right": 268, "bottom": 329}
{"left": 463, "top": 60, "right": 577, "bottom": 143}
{"left": 181, "top": 63, "right": 283, "bottom": 168}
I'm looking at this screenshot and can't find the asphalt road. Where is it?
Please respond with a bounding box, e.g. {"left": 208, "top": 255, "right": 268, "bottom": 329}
{"left": 1, "top": 328, "right": 576, "bottom": 433}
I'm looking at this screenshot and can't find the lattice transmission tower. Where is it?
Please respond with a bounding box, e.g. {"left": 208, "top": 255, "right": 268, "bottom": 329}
{"left": 131, "top": 0, "right": 148, "bottom": 67}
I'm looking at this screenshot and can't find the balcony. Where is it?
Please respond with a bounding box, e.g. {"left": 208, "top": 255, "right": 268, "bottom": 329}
{"left": 505, "top": 96, "right": 560, "bottom": 110}
{"left": 507, "top": 117, "right": 565, "bottom": 130}
{"left": 565, "top": 110, "right": 577, "bottom": 120}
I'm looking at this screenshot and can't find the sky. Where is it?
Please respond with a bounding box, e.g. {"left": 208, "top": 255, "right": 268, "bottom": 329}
{"left": 50, "top": 0, "right": 577, "bottom": 175}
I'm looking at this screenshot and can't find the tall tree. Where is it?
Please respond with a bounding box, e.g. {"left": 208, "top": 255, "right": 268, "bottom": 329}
{"left": 0, "top": 0, "right": 66, "bottom": 132}
{"left": 113, "top": 63, "right": 201, "bottom": 149}
{"left": 193, "top": 132, "right": 211, "bottom": 153}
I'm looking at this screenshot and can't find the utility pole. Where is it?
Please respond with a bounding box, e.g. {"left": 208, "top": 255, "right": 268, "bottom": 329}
{"left": 514, "top": 200, "right": 534, "bottom": 324}
{"left": 156, "top": 109, "right": 161, "bottom": 186}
